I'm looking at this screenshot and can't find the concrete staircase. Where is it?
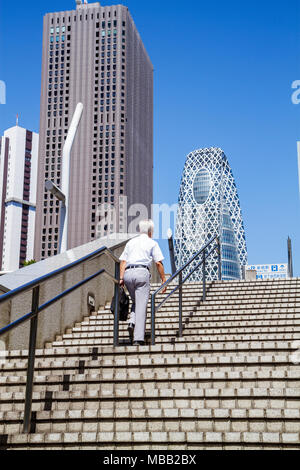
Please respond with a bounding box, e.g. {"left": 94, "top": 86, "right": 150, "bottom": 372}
{"left": 0, "top": 278, "right": 300, "bottom": 450}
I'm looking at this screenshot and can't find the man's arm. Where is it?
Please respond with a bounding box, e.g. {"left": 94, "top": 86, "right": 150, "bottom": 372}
{"left": 156, "top": 261, "right": 167, "bottom": 294}
{"left": 119, "top": 260, "right": 127, "bottom": 287}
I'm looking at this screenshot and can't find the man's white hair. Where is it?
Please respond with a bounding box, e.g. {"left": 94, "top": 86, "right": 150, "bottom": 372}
{"left": 139, "top": 219, "right": 154, "bottom": 235}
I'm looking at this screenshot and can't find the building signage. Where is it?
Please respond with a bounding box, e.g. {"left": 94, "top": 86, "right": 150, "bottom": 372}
{"left": 246, "top": 264, "right": 288, "bottom": 280}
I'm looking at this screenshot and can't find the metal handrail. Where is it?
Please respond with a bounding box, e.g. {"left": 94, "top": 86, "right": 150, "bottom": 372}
{"left": 0, "top": 244, "right": 123, "bottom": 433}
{"left": 151, "top": 234, "right": 221, "bottom": 345}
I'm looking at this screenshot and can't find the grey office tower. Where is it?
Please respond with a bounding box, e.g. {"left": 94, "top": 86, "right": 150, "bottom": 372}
{"left": 34, "top": 1, "right": 153, "bottom": 260}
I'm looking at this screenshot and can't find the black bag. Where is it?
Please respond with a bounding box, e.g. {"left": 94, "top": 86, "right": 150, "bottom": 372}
{"left": 110, "top": 287, "right": 130, "bottom": 321}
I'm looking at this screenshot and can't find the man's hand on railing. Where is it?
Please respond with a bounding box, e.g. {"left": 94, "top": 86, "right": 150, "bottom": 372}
{"left": 156, "top": 261, "right": 167, "bottom": 294}
{"left": 161, "top": 281, "right": 167, "bottom": 295}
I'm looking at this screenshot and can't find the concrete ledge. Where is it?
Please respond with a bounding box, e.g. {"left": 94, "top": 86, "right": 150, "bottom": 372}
{"left": 0, "top": 234, "right": 136, "bottom": 350}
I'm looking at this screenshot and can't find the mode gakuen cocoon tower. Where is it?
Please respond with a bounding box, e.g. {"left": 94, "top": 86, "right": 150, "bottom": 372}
{"left": 174, "top": 147, "right": 248, "bottom": 281}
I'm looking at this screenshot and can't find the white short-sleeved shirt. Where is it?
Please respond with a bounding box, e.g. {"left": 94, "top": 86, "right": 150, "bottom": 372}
{"left": 119, "top": 234, "right": 164, "bottom": 267}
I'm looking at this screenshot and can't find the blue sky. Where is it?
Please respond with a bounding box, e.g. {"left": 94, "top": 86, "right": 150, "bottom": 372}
{"left": 0, "top": 0, "right": 300, "bottom": 275}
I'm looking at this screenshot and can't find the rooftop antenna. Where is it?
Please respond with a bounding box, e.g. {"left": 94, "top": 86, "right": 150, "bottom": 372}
{"left": 287, "top": 236, "right": 294, "bottom": 278}
{"left": 16, "top": 114, "right": 19, "bottom": 127}
{"left": 167, "top": 228, "right": 177, "bottom": 275}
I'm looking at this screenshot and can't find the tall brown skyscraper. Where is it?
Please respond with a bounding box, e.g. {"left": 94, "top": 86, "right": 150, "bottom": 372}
{"left": 34, "top": 1, "right": 153, "bottom": 260}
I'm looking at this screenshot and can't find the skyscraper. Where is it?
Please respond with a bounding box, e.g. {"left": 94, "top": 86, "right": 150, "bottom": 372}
{"left": 0, "top": 126, "right": 39, "bottom": 271}
{"left": 34, "top": 1, "right": 153, "bottom": 260}
{"left": 174, "top": 147, "right": 247, "bottom": 281}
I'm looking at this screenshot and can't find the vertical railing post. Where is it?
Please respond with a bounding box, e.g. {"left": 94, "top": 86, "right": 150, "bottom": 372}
{"left": 217, "top": 237, "right": 222, "bottom": 281}
{"left": 23, "top": 286, "right": 40, "bottom": 434}
{"left": 113, "top": 262, "right": 120, "bottom": 347}
{"left": 178, "top": 272, "right": 183, "bottom": 337}
{"left": 151, "top": 294, "right": 156, "bottom": 345}
{"left": 202, "top": 250, "right": 206, "bottom": 302}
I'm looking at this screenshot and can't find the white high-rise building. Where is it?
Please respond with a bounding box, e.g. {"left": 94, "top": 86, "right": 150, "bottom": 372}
{"left": 0, "top": 126, "right": 39, "bottom": 272}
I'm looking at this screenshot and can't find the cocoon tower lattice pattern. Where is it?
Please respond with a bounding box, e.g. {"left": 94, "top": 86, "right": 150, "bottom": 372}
{"left": 174, "top": 147, "right": 248, "bottom": 281}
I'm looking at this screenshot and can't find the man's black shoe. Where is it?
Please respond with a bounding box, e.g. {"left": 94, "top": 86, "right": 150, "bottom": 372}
{"left": 133, "top": 341, "right": 145, "bottom": 346}
{"left": 128, "top": 323, "right": 135, "bottom": 344}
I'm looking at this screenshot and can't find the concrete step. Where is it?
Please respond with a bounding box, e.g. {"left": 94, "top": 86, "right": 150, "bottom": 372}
{"left": 2, "top": 430, "right": 300, "bottom": 450}
{"left": 2, "top": 349, "right": 299, "bottom": 371}
{"left": 1, "top": 388, "right": 300, "bottom": 415}
{"left": 1, "top": 409, "right": 300, "bottom": 436}
{"left": 96, "top": 309, "right": 300, "bottom": 320}
{"left": 2, "top": 379, "right": 300, "bottom": 394}
{"left": 151, "top": 294, "right": 300, "bottom": 302}
{"left": 1, "top": 374, "right": 300, "bottom": 394}
{"left": 1, "top": 365, "right": 300, "bottom": 387}
{"left": 55, "top": 327, "right": 300, "bottom": 344}
{"left": 151, "top": 279, "right": 300, "bottom": 285}
{"left": 69, "top": 321, "right": 300, "bottom": 337}
{"left": 76, "top": 312, "right": 300, "bottom": 324}
{"left": 50, "top": 333, "right": 300, "bottom": 348}
{"left": 2, "top": 365, "right": 299, "bottom": 386}
{"left": 85, "top": 312, "right": 300, "bottom": 323}
{"left": 5, "top": 339, "right": 300, "bottom": 358}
